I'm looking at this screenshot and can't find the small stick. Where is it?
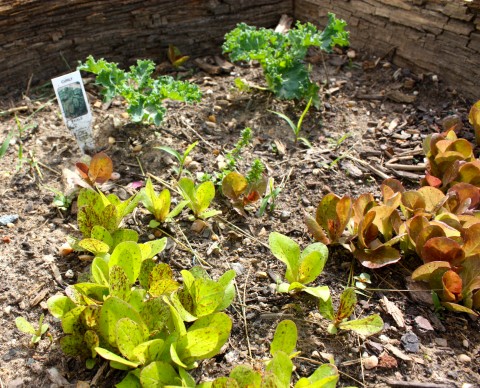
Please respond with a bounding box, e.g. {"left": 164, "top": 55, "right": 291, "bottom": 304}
{"left": 90, "top": 362, "right": 108, "bottom": 387}
{"left": 242, "top": 267, "right": 253, "bottom": 358}
{"left": 347, "top": 155, "right": 391, "bottom": 180}
{"left": 384, "top": 163, "right": 426, "bottom": 171}
{"left": 0, "top": 106, "right": 29, "bottom": 116}
{"left": 386, "top": 381, "right": 453, "bottom": 388}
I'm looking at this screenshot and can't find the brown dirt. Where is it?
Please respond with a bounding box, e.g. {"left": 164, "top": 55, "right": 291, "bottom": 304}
{"left": 0, "top": 49, "right": 479, "bottom": 388}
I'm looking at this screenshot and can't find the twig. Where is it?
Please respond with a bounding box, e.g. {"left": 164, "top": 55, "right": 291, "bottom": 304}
{"left": 384, "top": 162, "right": 426, "bottom": 171}
{"left": 215, "top": 215, "right": 269, "bottom": 249}
{"left": 37, "top": 161, "right": 61, "bottom": 176}
{"left": 242, "top": 267, "right": 253, "bottom": 358}
{"left": 90, "top": 361, "right": 108, "bottom": 387}
{"left": 346, "top": 155, "right": 391, "bottom": 180}
{"left": 181, "top": 117, "right": 216, "bottom": 150}
{"left": 386, "top": 381, "right": 453, "bottom": 388}
{"left": 0, "top": 106, "right": 29, "bottom": 116}
{"left": 136, "top": 156, "right": 146, "bottom": 177}
{"left": 173, "top": 223, "right": 211, "bottom": 267}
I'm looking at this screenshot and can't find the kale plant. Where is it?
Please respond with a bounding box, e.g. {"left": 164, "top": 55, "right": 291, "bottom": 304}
{"left": 79, "top": 56, "right": 202, "bottom": 125}
{"left": 223, "top": 13, "right": 349, "bottom": 106}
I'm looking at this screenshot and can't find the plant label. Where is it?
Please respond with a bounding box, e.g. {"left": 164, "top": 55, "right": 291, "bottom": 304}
{"left": 51, "top": 70, "right": 95, "bottom": 154}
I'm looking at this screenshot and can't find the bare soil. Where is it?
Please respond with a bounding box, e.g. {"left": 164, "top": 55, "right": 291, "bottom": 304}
{"left": 0, "top": 49, "right": 479, "bottom": 388}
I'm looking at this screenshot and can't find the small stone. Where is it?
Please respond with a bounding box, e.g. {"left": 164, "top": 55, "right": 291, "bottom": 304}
{"left": 0, "top": 214, "right": 19, "bottom": 226}
{"left": 58, "top": 242, "right": 73, "bottom": 256}
{"left": 108, "top": 137, "right": 116, "bottom": 144}
{"left": 132, "top": 144, "right": 143, "bottom": 152}
{"left": 148, "top": 234, "right": 155, "bottom": 240}
{"left": 113, "top": 117, "right": 123, "bottom": 128}
{"left": 4, "top": 305, "right": 12, "bottom": 314}
{"left": 462, "top": 339, "right": 469, "bottom": 349}
{"left": 205, "top": 121, "right": 216, "bottom": 128}
{"left": 378, "top": 353, "right": 398, "bottom": 368}
{"left": 434, "top": 338, "right": 448, "bottom": 347}
{"left": 256, "top": 271, "right": 268, "bottom": 278}
{"left": 6, "top": 378, "right": 25, "bottom": 388}
{"left": 65, "top": 269, "right": 75, "bottom": 279}
{"left": 231, "top": 262, "right": 245, "bottom": 275}
{"left": 7, "top": 222, "right": 14, "bottom": 228}
{"left": 311, "top": 350, "right": 320, "bottom": 359}
{"left": 362, "top": 355, "right": 378, "bottom": 370}
{"left": 279, "top": 211, "right": 291, "bottom": 222}
{"left": 401, "top": 331, "right": 420, "bottom": 353}
{"left": 457, "top": 354, "right": 471, "bottom": 363}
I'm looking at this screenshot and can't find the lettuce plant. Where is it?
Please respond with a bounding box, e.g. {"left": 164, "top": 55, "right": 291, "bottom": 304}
{"left": 15, "top": 314, "right": 49, "bottom": 346}
{"left": 177, "top": 177, "right": 221, "bottom": 219}
{"left": 78, "top": 56, "right": 201, "bottom": 125}
{"left": 75, "top": 152, "right": 113, "bottom": 187}
{"left": 223, "top": 13, "right": 349, "bottom": 105}
{"left": 203, "top": 320, "right": 340, "bottom": 388}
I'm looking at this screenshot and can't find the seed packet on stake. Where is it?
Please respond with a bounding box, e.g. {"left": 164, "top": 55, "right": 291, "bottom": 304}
{"left": 51, "top": 70, "right": 95, "bottom": 154}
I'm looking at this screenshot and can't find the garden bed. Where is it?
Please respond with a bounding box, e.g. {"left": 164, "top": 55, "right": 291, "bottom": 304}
{"left": 0, "top": 44, "right": 479, "bottom": 387}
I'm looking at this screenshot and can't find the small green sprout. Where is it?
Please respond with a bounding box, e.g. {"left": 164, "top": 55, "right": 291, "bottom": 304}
{"left": 155, "top": 141, "right": 198, "bottom": 180}
{"left": 15, "top": 314, "right": 49, "bottom": 346}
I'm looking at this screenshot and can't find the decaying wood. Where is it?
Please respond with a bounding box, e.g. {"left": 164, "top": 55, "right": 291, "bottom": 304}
{"left": 295, "top": 0, "right": 480, "bottom": 100}
{"left": 0, "top": 0, "right": 291, "bottom": 96}
{"left": 275, "top": 14, "right": 293, "bottom": 33}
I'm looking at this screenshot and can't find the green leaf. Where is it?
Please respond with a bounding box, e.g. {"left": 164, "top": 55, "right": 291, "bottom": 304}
{"left": 95, "top": 347, "right": 140, "bottom": 368}
{"left": 298, "top": 242, "right": 328, "bottom": 284}
{"left": 338, "top": 314, "right": 384, "bottom": 336}
{"left": 0, "top": 129, "right": 14, "bottom": 158}
{"left": 60, "top": 334, "right": 89, "bottom": 357}
{"left": 139, "top": 238, "right": 167, "bottom": 260}
{"left": 156, "top": 146, "right": 182, "bottom": 162}
{"left": 132, "top": 339, "right": 165, "bottom": 364}
{"left": 116, "top": 372, "right": 142, "bottom": 388}
{"left": 270, "top": 320, "right": 297, "bottom": 356}
{"left": 266, "top": 351, "right": 293, "bottom": 387}
{"left": 109, "top": 241, "right": 143, "bottom": 284}
{"left": 269, "top": 232, "right": 301, "bottom": 283}
{"left": 116, "top": 318, "right": 146, "bottom": 360}
{"left": 111, "top": 229, "right": 139, "bottom": 249}
{"left": 194, "top": 181, "right": 216, "bottom": 216}
{"left": 192, "top": 279, "right": 223, "bottom": 317}
{"left": 15, "top": 317, "right": 36, "bottom": 335}
{"left": 318, "top": 294, "right": 334, "bottom": 321}
{"left": 229, "top": 365, "right": 261, "bottom": 388}
{"left": 47, "top": 295, "right": 76, "bottom": 319}
{"left": 91, "top": 257, "right": 110, "bottom": 286}
{"left": 178, "top": 178, "right": 196, "bottom": 205}
{"left": 98, "top": 296, "right": 149, "bottom": 347}
{"left": 61, "top": 306, "right": 85, "bottom": 334}
{"left": 302, "top": 285, "right": 330, "bottom": 301}
{"left": 140, "top": 361, "right": 179, "bottom": 387}
{"left": 140, "top": 297, "right": 171, "bottom": 333}
{"left": 78, "top": 238, "right": 110, "bottom": 255}
{"left": 216, "top": 269, "right": 236, "bottom": 311}
{"left": 84, "top": 330, "right": 99, "bottom": 358}
{"left": 295, "top": 363, "right": 339, "bottom": 388}
{"left": 336, "top": 287, "right": 357, "bottom": 322}
{"left": 149, "top": 263, "right": 180, "bottom": 296}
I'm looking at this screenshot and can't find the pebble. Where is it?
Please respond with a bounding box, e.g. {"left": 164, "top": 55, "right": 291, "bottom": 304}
{"left": 462, "top": 339, "right": 469, "bottom": 349}
{"left": 256, "top": 271, "right": 268, "bottom": 278}
{"left": 457, "top": 354, "right": 471, "bottom": 363}
{"left": 132, "top": 144, "right": 143, "bottom": 152}
{"left": 401, "top": 331, "right": 420, "bottom": 353}
{"left": 110, "top": 172, "right": 121, "bottom": 180}
{"left": 65, "top": 269, "right": 75, "bottom": 279}
{"left": 434, "top": 338, "right": 448, "bottom": 347}
{"left": 279, "top": 210, "right": 291, "bottom": 222}
{"left": 205, "top": 121, "right": 216, "bottom": 128}
{"left": 7, "top": 222, "right": 15, "bottom": 228}
{"left": 0, "top": 214, "right": 19, "bottom": 226}
{"left": 108, "top": 136, "right": 116, "bottom": 144}
{"left": 6, "top": 378, "right": 25, "bottom": 388}
{"left": 231, "top": 262, "right": 245, "bottom": 275}
{"left": 4, "top": 305, "right": 12, "bottom": 314}
{"left": 113, "top": 117, "right": 123, "bottom": 128}
{"left": 362, "top": 355, "right": 379, "bottom": 370}
{"left": 148, "top": 234, "right": 155, "bottom": 240}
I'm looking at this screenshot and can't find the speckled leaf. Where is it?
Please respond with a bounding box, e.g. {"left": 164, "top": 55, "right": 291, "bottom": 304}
{"left": 80, "top": 305, "right": 101, "bottom": 329}
{"left": 60, "top": 334, "right": 89, "bottom": 357}
{"left": 132, "top": 339, "right": 165, "bottom": 364}
{"left": 270, "top": 320, "right": 297, "bottom": 356}
{"left": 139, "top": 259, "right": 156, "bottom": 289}
{"left": 229, "top": 365, "right": 261, "bottom": 388}
{"left": 266, "top": 351, "right": 293, "bottom": 388}
{"left": 109, "top": 241, "right": 142, "bottom": 284}
{"left": 177, "top": 327, "right": 220, "bottom": 363}
{"left": 139, "top": 238, "right": 167, "bottom": 260}
{"left": 128, "top": 289, "right": 146, "bottom": 312}
{"left": 109, "top": 265, "right": 132, "bottom": 301}
{"left": 95, "top": 346, "right": 140, "bottom": 368}
{"left": 171, "top": 291, "right": 197, "bottom": 322}
{"left": 216, "top": 269, "right": 236, "bottom": 311}
{"left": 91, "top": 257, "right": 109, "bottom": 286}
{"left": 318, "top": 294, "right": 334, "bottom": 321}
{"left": 140, "top": 361, "right": 179, "bottom": 388}
{"left": 338, "top": 314, "right": 384, "bottom": 336}
{"left": 98, "top": 296, "right": 148, "bottom": 347}
{"left": 211, "top": 377, "right": 239, "bottom": 388}
{"left": 192, "top": 279, "right": 223, "bottom": 317}
{"left": 78, "top": 206, "right": 103, "bottom": 237}
{"left": 47, "top": 295, "right": 76, "bottom": 319}
{"left": 84, "top": 330, "right": 99, "bottom": 358}
{"left": 61, "top": 306, "right": 86, "bottom": 334}
{"left": 78, "top": 238, "right": 110, "bottom": 255}
{"left": 149, "top": 263, "right": 180, "bottom": 296}
{"left": 116, "top": 318, "right": 146, "bottom": 360}
{"left": 73, "top": 283, "right": 109, "bottom": 303}
{"left": 77, "top": 189, "right": 102, "bottom": 211}
{"left": 111, "top": 229, "right": 139, "bottom": 249}
{"left": 269, "top": 232, "right": 301, "bottom": 283}
{"left": 91, "top": 225, "right": 113, "bottom": 247}
{"left": 336, "top": 287, "right": 356, "bottom": 322}
{"left": 140, "top": 297, "right": 170, "bottom": 333}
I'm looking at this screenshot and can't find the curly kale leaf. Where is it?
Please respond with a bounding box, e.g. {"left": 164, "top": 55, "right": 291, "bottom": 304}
{"left": 78, "top": 56, "right": 201, "bottom": 126}
{"left": 223, "top": 13, "right": 349, "bottom": 105}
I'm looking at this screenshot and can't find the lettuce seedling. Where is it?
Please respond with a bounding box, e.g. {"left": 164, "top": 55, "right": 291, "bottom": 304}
{"left": 78, "top": 56, "right": 201, "bottom": 125}
{"left": 223, "top": 13, "right": 349, "bottom": 105}
{"left": 269, "top": 232, "right": 330, "bottom": 299}
{"left": 76, "top": 152, "right": 113, "bottom": 187}
{"left": 77, "top": 188, "right": 139, "bottom": 237}
{"left": 177, "top": 177, "right": 221, "bottom": 219}
{"left": 167, "top": 44, "right": 189, "bottom": 68}
{"left": 155, "top": 141, "right": 198, "bottom": 180}
{"left": 318, "top": 287, "right": 384, "bottom": 336}
{"left": 15, "top": 314, "right": 49, "bottom": 346}
{"left": 140, "top": 178, "right": 186, "bottom": 227}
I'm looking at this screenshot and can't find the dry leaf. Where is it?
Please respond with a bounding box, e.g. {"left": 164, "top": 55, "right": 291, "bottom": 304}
{"left": 380, "top": 295, "right": 405, "bottom": 328}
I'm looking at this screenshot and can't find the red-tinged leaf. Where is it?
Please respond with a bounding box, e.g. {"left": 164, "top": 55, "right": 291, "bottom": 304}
{"left": 445, "top": 139, "right": 474, "bottom": 160}
{"left": 335, "top": 287, "right": 356, "bottom": 323}
{"left": 222, "top": 172, "right": 247, "bottom": 201}
{"left": 442, "top": 115, "right": 463, "bottom": 134}
{"left": 411, "top": 261, "right": 452, "bottom": 282}
{"left": 469, "top": 100, "right": 480, "bottom": 145}
{"left": 442, "top": 302, "right": 479, "bottom": 316}
{"left": 357, "top": 211, "right": 377, "bottom": 249}
{"left": 442, "top": 270, "right": 463, "bottom": 302}
{"left": 352, "top": 193, "right": 375, "bottom": 226}
{"left": 381, "top": 178, "right": 404, "bottom": 208}
{"left": 417, "top": 186, "right": 446, "bottom": 213}
{"left": 243, "top": 190, "right": 261, "bottom": 205}
{"left": 305, "top": 213, "right": 330, "bottom": 245}
{"left": 316, "top": 193, "right": 341, "bottom": 240}
{"left": 424, "top": 172, "right": 442, "bottom": 188}
{"left": 353, "top": 245, "right": 401, "bottom": 269}
{"left": 88, "top": 152, "right": 113, "bottom": 184}
{"left": 448, "top": 183, "right": 480, "bottom": 211}
{"left": 462, "top": 224, "right": 480, "bottom": 257}
{"left": 76, "top": 162, "right": 89, "bottom": 178}
{"left": 442, "top": 160, "right": 461, "bottom": 187}
{"left": 406, "top": 216, "right": 430, "bottom": 249}
{"left": 472, "top": 290, "right": 480, "bottom": 310}
{"left": 370, "top": 205, "right": 397, "bottom": 240}
{"left": 414, "top": 225, "right": 445, "bottom": 257}
{"left": 401, "top": 191, "right": 426, "bottom": 217}
{"left": 458, "top": 256, "right": 480, "bottom": 307}
{"left": 334, "top": 196, "right": 352, "bottom": 242}
{"left": 457, "top": 160, "right": 480, "bottom": 186}
{"left": 421, "top": 237, "right": 465, "bottom": 265}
